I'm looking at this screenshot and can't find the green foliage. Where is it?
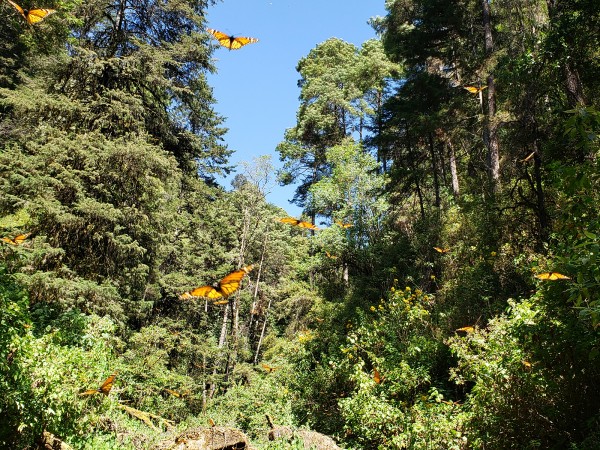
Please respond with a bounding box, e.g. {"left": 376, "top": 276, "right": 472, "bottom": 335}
{"left": 450, "top": 297, "right": 600, "bottom": 449}
{"left": 2, "top": 0, "right": 600, "bottom": 448}
{"left": 338, "top": 285, "right": 462, "bottom": 449}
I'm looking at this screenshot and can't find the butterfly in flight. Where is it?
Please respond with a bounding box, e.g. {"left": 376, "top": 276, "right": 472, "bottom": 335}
{"left": 433, "top": 246, "right": 450, "bottom": 253}
{"left": 79, "top": 373, "right": 117, "bottom": 396}
{"left": 207, "top": 28, "right": 259, "bottom": 50}
{"left": 1, "top": 232, "right": 31, "bottom": 246}
{"left": 7, "top": 0, "right": 56, "bottom": 25}
{"left": 520, "top": 151, "right": 536, "bottom": 163}
{"left": 164, "top": 388, "right": 189, "bottom": 398}
{"left": 179, "top": 265, "right": 254, "bottom": 300}
{"left": 456, "top": 326, "right": 475, "bottom": 333}
{"left": 278, "top": 217, "right": 319, "bottom": 231}
{"left": 534, "top": 272, "right": 571, "bottom": 281}
{"left": 373, "top": 368, "right": 384, "bottom": 384}
{"left": 335, "top": 220, "right": 352, "bottom": 229}
{"left": 464, "top": 85, "right": 488, "bottom": 94}
{"left": 261, "top": 363, "right": 278, "bottom": 373}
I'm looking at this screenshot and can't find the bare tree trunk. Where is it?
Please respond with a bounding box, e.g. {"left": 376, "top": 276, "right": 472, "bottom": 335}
{"left": 428, "top": 132, "right": 441, "bottom": 207}
{"left": 254, "top": 296, "right": 273, "bottom": 364}
{"left": 448, "top": 139, "right": 460, "bottom": 198}
{"left": 248, "top": 231, "right": 268, "bottom": 338}
{"left": 482, "top": 0, "right": 500, "bottom": 193}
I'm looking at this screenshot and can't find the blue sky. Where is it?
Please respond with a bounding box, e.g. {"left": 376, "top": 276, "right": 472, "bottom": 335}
{"left": 206, "top": 0, "right": 387, "bottom": 217}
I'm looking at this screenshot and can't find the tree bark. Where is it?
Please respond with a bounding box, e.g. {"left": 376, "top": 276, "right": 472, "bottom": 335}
{"left": 482, "top": 0, "right": 500, "bottom": 193}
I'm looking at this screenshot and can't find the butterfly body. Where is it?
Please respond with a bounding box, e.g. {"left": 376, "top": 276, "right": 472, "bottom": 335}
{"left": 7, "top": 0, "right": 55, "bottom": 25}
{"left": 207, "top": 28, "right": 258, "bottom": 50}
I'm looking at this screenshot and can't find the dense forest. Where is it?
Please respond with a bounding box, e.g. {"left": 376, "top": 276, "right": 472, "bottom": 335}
{"left": 1, "top": 0, "right": 600, "bottom": 448}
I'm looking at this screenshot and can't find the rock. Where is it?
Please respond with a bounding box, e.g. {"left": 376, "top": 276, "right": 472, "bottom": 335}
{"left": 152, "top": 426, "right": 251, "bottom": 450}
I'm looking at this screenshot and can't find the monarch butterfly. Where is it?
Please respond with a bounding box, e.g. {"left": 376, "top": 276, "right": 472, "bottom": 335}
{"left": 208, "top": 418, "right": 216, "bottom": 427}
{"left": 262, "top": 363, "right": 278, "bottom": 373}
{"left": 164, "top": 388, "right": 181, "bottom": 397}
{"left": 335, "top": 220, "right": 352, "bottom": 229}
{"left": 464, "top": 85, "right": 487, "bottom": 94}
{"left": 456, "top": 326, "right": 475, "bottom": 333}
{"left": 207, "top": 28, "right": 259, "bottom": 50}
{"left": 164, "top": 388, "right": 189, "bottom": 398}
{"left": 180, "top": 265, "right": 254, "bottom": 300}
{"left": 373, "top": 368, "right": 383, "bottom": 384}
{"left": 278, "top": 217, "right": 319, "bottom": 231}
{"left": 79, "top": 373, "right": 117, "bottom": 396}
{"left": 325, "top": 251, "right": 337, "bottom": 260}
{"left": 7, "top": 0, "right": 56, "bottom": 25}
{"left": 433, "top": 246, "right": 450, "bottom": 253}
{"left": 1, "top": 232, "right": 31, "bottom": 246}
{"left": 520, "top": 151, "right": 536, "bottom": 163}
{"left": 534, "top": 272, "right": 571, "bottom": 280}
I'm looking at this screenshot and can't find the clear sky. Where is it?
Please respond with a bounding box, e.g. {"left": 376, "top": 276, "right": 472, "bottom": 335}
{"left": 206, "top": 0, "right": 387, "bottom": 217}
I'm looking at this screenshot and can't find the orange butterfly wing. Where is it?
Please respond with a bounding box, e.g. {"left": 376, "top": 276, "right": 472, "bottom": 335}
{"left": 278, "top": 217, "right": 318, "bottom": 230}
{"left": 535, "top": 272, "right": 571, "bottom": 280}
{"left": 80, "top": 373, "right": 116, "bottom": 396}
{"left": 464, "top": 85, "right": 487, "bottom": 94}
{"left": 217, "top": 265, "right": 254, "bottom": 297}
{"left": 297, "top": 221, "right": 318, "bottom": 230}
{"left": 98, "top": 373, "right": 117, "bottom": 395}
{"left": 262, "top": 363, "right": 278, "bottom": 373}
{"left": 278, "top": 217, "right": 300, "bottom": 225}
{"left": 25, "top": 8, "right": 56, "bottom": 24}
{"left": 7, "top": 1, "right": 55, "bottom": 24}
{"left": 373, "top": 368, "right": 383, "bottom": 384}
{"left": 1, "top": 233, "right": 30, "bottom": 246}
{"left": 335, "top": 220, "right": 352, "bottom": 228}
{"left": 164, "top": 388, "right": 181, "bottom": 397}
{"left": 181, "top": 265, "right": 254, "bottom": 300}
{"left": 79, "top": 389, "right": 100, "bottom": 396}
{"left": 456, "top": 326, "right": 475, "bottom": 333}
{"left": 433, "top": 246, "right": 450, "bottom": 253}
{"left": 7, "top": 0, "right": 26, "bottom": 19}
{"left": 207, "top": 28, "right": 258, "bottom": 50}
{"left": 189, "top": 285, "right": 222, "bottom": 300}
{"left": 212, "top": 300, "right": 229, "bottom": 306}
{"left": 520, "top": 152, "right": 536, "bottom": 163}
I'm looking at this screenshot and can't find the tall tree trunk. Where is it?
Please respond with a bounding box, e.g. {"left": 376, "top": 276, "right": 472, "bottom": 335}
{"left": 448, "top": 138, "right": 460, "bottom": 198}
{"left": 428, "top": 132, "right": 441, "bottom": 207}
{"left": 254, "top": 296, "right": 273, "bottom": 364}
{"left": 546, "top": 0, "right": 587, "bottom": 108}
{"left": 482, "top": 0, "right": 500, "bottom": 193}
{"left": 248, "top": 232, "right": 268, "bottom": 342}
